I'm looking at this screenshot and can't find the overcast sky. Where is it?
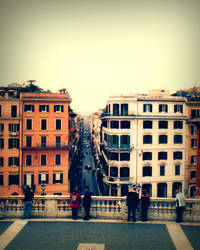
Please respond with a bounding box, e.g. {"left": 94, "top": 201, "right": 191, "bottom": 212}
{"left": 0, "top": 0, "right": 199, "bottom": 113}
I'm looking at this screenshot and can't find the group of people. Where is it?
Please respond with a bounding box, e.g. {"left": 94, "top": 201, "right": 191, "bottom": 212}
{"left": 21, "top": 184, "right": 185, "bottom": 223}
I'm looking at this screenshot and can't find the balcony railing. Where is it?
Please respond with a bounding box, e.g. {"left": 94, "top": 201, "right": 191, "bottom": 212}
{"left": 22, "top": 143, "right": 69, "bottom": 150}
{"left": 103, "top": 177, "right": 134, "bottom": 184}
{"left": 0, "top": 196, "right": 200, "bottom": 222}
{"left": 101, "top": 112, "right": 135, "bottom": 118}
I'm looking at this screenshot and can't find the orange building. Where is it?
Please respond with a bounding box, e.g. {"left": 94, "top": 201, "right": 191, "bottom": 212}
{"left": 0, "top": 83, "right": 72, "bottom": 196}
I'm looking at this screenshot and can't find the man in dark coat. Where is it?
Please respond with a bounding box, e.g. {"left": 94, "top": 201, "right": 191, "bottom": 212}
{"left": 22, "top": 185, "right": 34, "bottom": 219}
{"left": 141, "top": 190, "right": 150, "bottom": 221}
{"left": 126, "top": 185, "right": 139, "bottom": 222}
{"left": 82, "top": 186, "right": 92, "bottom": 220}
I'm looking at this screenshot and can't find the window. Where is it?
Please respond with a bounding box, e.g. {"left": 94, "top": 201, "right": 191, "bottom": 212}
{"left": 173, "top": 151, "right": 182, "bottom": 160}
{"left": 121, "top": 121, "right": 130, "bottom": 129}
{"left": 0, "top": 139, "right": 4, "bottom": 149}
{"left": 120, "top": 153, "right": 130, "bottom": 161}
{"left": 55, "top": 154, "right": 61, "bottom": 165}
{"left": 24, "top": 105, "right": 34, "bottom": 112}
{"left": 191, "top": 109, "right": 200, "bottom": 119}
{"left": 174, "top": 121, "right": 183, "bottom": 129}
{"left": 0, "top": 157, "right": 3, "bottom": 166}
{"left": 120, "top": 135, "right": 130, "bottom": 148}
{"left": 56, "top": 136, "right": 61, "bottom": 147}
{"left": 26, "top": 119, "right": 32, "bottom": 130}
{"left": 8, "top": 139, "right": 19, "bottom": 149}
{"left": 41, "top": 119, "right": 47, "bottom": 130}
{"left": 9, "top": 124, "right": 19, "bottom": 132}
{"left": 191, "top": 125, "right": 197, "bottom": 135}
{"left": 24, "top": 174, "right": 34, "bottom": 187}
{"left": 174, "top": 135, "right": 183, "bottom": 144}
{"left": 26, "top": 136, "right": 32, "bottom": 147}
{"left": 102, "top": 120, "right": 107, "bottom": 128}
{"left": 9, "top": 157, "right": 19, "bottom": 166}
{"left": 143, "top": 167, "right": 152, "bottom": 177}
{"left": 53, "top": 173, "right": 63, "bottom": 184}
{"left": 0, "top": 105, "right": 1, "bottom": 117}
{"left": 113, "top": 104, "right": 119, "bottom": 116}
{"left": 121, "top": 103, "right": 128, "bottom": 116}
{"left": 143, "top": 152, "right": 152, "bottom": 160}
{"left": 158, "top": 152, "right": 167, "bottom": 160}
{"left": 0, "top": 124, "right": 4, "bottom": 132}
{"left": 174, "top": 104, "right": 183, "bottom": 113}
{"left": 0, "top": 175, "right": 3, "bottom": 185}
{"left": 159, "top": 121, "right": 168, "bottom": 129}
{"left": 160, "top": 165, "right": 165, "bottom": 176}
{"left": 143, "top": 135, "right": 152, "bottom": 144}
{"left": 143, "top": 121, "right": 152, "bottom": 129}
{"left": 41, "top": 136, "right": 46, "bottom": 148}
{"left": 159, "top": 104, "right": 168, "bottom": 113}
{"left": 38, "top": 174, "right": 49, "bottom": 184}
{"left": 11, "top": 105, "right": 17, "bottom": 118}
{"left": 157, "top": 183, "right": 167, "bottom": 197}
{"left": 39, "top": 105, "right": 49, "bottom": 112}
{"left": 26, "top": 155, "right": 32, "bottom": 166}
{"left": 56, "top": 119, "right": 61, "bottom": 130}
{"left": 190, "top": 171, "right": 196, "bottom": 179}
{"left": 191, "top": 155, "right": 197, "bottom": 165}
{"left": 111, "top": 121, "right": 119, "bottom": 129}
{"left": 104, "top": 133, "right": 108, "bottom": 142}
{"left": 110, "top": 167, "right": 118, "bottom": 177}
{"left": 120, "top": 167, "right": 130, "bottom": 178}
{"left": 191, "top": 138, "right": 197, "bottom": 148}
{"left": 54, "top": 105, "right": 64, "bottom": 112}
{"left": 109, "top": 152, "right": 118, "bottom": 161}
{"left": 159, "top": 135, "right": 168, "bottom": 144}
{"left": 41, "top": 155, "right": 46, "bottom": 166}
{"left": 108, "top": 135, "right": 119, "bottom": 148}
{"left": 175, "top": 165, "right": 180, "bottom": 175}
{"left": 9, "top": 174, "right": 19, "bottom": 185}
{"left": 143, "top": 104, "right": 152, "bottom": 112}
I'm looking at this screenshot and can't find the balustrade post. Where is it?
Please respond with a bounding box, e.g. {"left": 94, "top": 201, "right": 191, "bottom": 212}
{"left": 121, "top": 199, "right": 127, "bottom": 220}
{"left": 45, "top": 199, "right": 57, "bottom": 217}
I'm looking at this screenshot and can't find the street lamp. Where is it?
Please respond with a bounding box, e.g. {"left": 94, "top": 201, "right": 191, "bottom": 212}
{"left": 41, "top": 181, "right": 46, "bottom": 195}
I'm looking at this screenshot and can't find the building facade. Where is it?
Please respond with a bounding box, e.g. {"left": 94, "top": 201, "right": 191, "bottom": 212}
{"left": 100, "top": 90, "right": 187, "bottom": 198}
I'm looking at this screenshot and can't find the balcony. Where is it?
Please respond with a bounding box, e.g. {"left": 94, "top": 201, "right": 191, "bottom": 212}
{"left": 102, "top": 144, "right": 132, "bottom": 153}
{"left": 0, "top": 196, "right": 200, "bottom": 222}
{"left": 103, "top": 176, "right": 135, "bottom": 184}
{"left": 101, "top": 112, "right": 135, "bottom": 118}
{"left": 22, "top": 143, "right": 69, "bottom": 150}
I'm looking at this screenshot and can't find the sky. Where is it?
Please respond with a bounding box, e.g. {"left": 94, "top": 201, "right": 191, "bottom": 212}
{"left": 0, "top": 0, "right": 200, "bottom": 114}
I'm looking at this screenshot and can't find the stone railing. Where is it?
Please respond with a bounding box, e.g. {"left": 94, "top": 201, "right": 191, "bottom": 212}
{"left": 0, "top": 196, "right": 200, "bottom": 222}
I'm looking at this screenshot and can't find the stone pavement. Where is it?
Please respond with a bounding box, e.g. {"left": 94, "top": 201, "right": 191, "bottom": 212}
{"left": 0, "top": 219, "right": 200, "bottom": 250}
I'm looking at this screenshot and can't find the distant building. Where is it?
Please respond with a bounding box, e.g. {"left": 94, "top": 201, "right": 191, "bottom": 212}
{"left": 100, "top": 90, "right": 186, "bottom": 198}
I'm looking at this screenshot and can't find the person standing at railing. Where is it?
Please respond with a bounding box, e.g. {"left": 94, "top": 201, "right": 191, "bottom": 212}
{"left": 70, "top": 187, "right": 81, "bottom": 220}
{"left": 82, "top": 186, "right": 93, "bottom": 220}
{"left": 175, "top": 189, "right": 185, "bottom": 223}
{"left": 141, "top": 190, "right": 150, "bottom": 222}
{"left": 126, "top": 185, "right": 139, "bottom": 222}
{"left": 22, "top": 185, "right": 34, "bottom": 219}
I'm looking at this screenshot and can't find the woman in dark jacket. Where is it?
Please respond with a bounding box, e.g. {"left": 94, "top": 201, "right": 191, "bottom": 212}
{"left": 141, "top": 190, "right": 150, "bottom": 221}
{"left": 82, "top": 186, "right": 92, "bottom": 220}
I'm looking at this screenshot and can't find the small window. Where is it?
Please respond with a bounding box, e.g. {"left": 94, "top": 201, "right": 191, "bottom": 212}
{"left": 120, "top": 135, "right": 130, "bottom": 148}
{"left": 175, "top": 165, "right": 180, "bottom": 175}
{"left": 191, "top": 125, "right": 197, "bottom": 135}
{"left": 0, "top": 175, "right": 3, "bottom": 185}
{"left": 191, "top": 138, "right": 197, "bottom": 148}
{"left": 26, "top": 136, "right": 32, "bottom": 147}
{"left": 143, "top": 121, "right": 152, "bottom": 129}
{"left": 191, "top": 109, "right": 200, "bottom": 119}
{"left": 24, "top": 105, "right": 34, "bottom": 112}
{"left": 120, "top": 153, "right": 130, "bottom": 161}
{"left": 39, "top": 105, "right": 49, "bottom": 112}
{"left": 53, "top": 173, "right": 63, "bottom": 184}
{"left": 143, "top": 104, "right": 152, "bottom": 112}
{"left": 159, "top": 104, "right": 168, "bottom": 113}
{"left": 11, "top": 105, "right": 17, "bottom": 118}
{"left": 56, "top": 136, "right": 61, "bottom": 147}
{"left": 143, "top": 167, "right": 152, "bottom": 177}
{"left": 159, "top": 121, "right": 168, "bottom": 129}
{"left": 0, "top": 105, "right": 1, "bottom": 117}
{"left": 109, "top": 152, "right": 118, "bottom": 161}
{"left": 160, "top": 165, "right": 165, "bottom": 176}
{"left": 113, "top": 104, "right": 119, "bottom": 116}
{"left": 41, "top": 155, "right": 46, "bottom": 166}
{"left": 102, "top": 120, "right": 107, "bottom": 128}
{"left": 121, "top": 121, "right": 130, "bottom": 129}
{"left": 41, "top": 136, "right": 46, "bottom": 148}
{"left": 41, "top": 119, "right": 47, "bottom": 130}
{"left": 26, "top": 119, "right": 32, "bottom": 130}
{"left": 9, "top": 124, "right": 19, "bottom": 132}
{"left": 110, "top": 121, "right": 119, "bottom": 129}
{"left": 143, "top": 152, "right": 152, "bottom": 160}
{"left": 39, "top": 174, "right": 49, "bottom": 184}
{"left": 55, "top": 154, "right": 61, "bottom": 165}
{"left": 9, "top": 157, "right": 19, "bottom": 166}
{"left": 0, "top": 157, "right": 4, "bottom": 166}
{"left": 174, "top": 104, "right": 183, "bottom": 113}
{"left": 9, "top": 174, "right": 19, "bottom": 185}
{"left": 173, "top": 151, "right": 182, "bottom": 160}
{"left": 121, "top": 103, "right": 128, "bottom": 116}
{"left": 26, "top": 155, "right": 32, "bottom": 166}
{"left": 190, "top": 171, "right": 196, "bottom": 179}
{"left": 56, "top": 119, "right": 61, "bottom": 130}
{"left": 158, "top": 152, "right": 167, "bottom": 160}
{"left": 8, "top": 139, "right": 19, "bottom": 149}
{"left": 174, "top": 135, "right": 183, "bottom": 144}
{"left": 159, "top": 135, "right": 168, "bottom": 144}
{"left": 54, "top": 105, "right": 64, "bottom": 112}
{"left": 191, "top": 155, "right": 197, "bottom": 165}
{"left": 0, "top": 124, "right": 4, "bottom": 132}
{"left": 174, "top": 121, "right": 183, "bottom": 129}
{"left": 143, "top": 135, "right": 152, "bottom": 144}
{"left": 0, "top": 139, "right": 4, "bottom": 149}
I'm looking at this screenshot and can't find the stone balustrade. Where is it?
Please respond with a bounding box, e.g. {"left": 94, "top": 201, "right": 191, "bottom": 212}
{"left": 0, "top": 196, "right": 200, "bottom": 222}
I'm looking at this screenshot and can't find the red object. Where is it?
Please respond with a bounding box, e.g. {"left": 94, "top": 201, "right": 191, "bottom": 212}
{"left": 70, "top": 192, "right": 81, "bottom": 208}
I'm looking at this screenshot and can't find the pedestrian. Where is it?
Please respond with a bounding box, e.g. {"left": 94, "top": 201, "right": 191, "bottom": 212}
{"left": 141, "top": 190, "right": 150, "bottom": 221}
{"left": 126, "top": 185, "right": 139, "bottom": 222}
{"left": 22, "top": 185, "right": 34, "bottom": 219}
{"left": 82, "top": 186, "right": 92, "bottom": 220}
{"left": 70, "top": 187, "right": 81, "bottom": 220}
{"left": 175, "top": 189, "right": 185, "bottom": 223}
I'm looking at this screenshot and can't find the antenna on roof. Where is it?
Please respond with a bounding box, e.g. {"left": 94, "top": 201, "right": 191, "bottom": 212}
{"left": 27, "top": 80, "right": 36, "bottom": 85}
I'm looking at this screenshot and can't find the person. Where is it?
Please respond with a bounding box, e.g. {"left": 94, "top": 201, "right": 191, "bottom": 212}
{"left": 141, "top": 190, "right": 150, "bottom": 221}
{"left": 175, "top": 189, "right": 185, "bottom": 223}
{"left": 70, "top": 188, "right": 81, "bottom": 220}
{"left": 126, "top": 185, "right": 139, "bottom": 222}
{"left": 22, "top": 185, "right": 34, "bottom": 219}
{"left": 82, "top": 186, "right": 92, "bottom": 220}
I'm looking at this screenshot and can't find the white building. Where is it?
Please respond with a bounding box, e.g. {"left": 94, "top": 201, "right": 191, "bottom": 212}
{"left": 100, "top": 90, "right": 186, "bottom": 198}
